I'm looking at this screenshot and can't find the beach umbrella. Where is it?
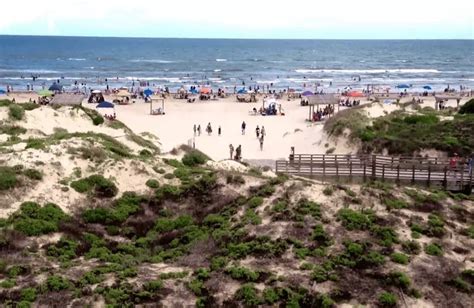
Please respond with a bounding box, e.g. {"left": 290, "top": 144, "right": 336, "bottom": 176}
{"left": 37, "top": 89, "right": 54, "bottom": 97}
{"left": 117, "top": 90, "right": 130, "bottom": 97}
{"left": 346, "top": 91, "right": 364, "bottom": 97}
{"left": 237, "top": 88, "right": 247, "bottom": 94}
{"left": 423, "top": 85, "right": 432, "bottom": 90}
{"left": 144, "top": 89, "right": 154, "bottom": 96}
{"left": 302, "top": 90, "right": 314, "bottom": 97}
{"left": 200, "top": 88, "right": 211, "bottom": 94}
{"left": 96, "top": 101, "right": 114, "bottom": 108}
{"left": 92, "top": 89, "right": 102, "bottom": 94}
{"left": 49, "top": 83, "right": 63, "bottom": 92}
{"left": 396, "top": 84, "right": 411, "bottom": 89}
{"left": 0, "top": 89, "right": 6, "bottom": 95}
{"left": 190, "top": 88, "right": 199, "bottom": 94}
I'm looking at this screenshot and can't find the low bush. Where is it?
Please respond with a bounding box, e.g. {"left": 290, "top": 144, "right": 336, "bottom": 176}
{"left": 9, "top": 104, "right": 25, "bottom": 120}
{"left": 390, "top": 252, "right": 409, "bottom": 265}
{"left": 47, "top": 237, "right": 79, "bottom": 262}
{"left": 226, "top": 266, "right": 260, "bottom": 282}
{"left": 45, "top": 275, "right": 71, "bottom": 291}
{"left": 20, "top": 287, "right": 37, "bottom": 302}
{"left": 9, "top": 202, "right": 68, "bottom": 236}
{"left": 248, "top": 196, "right": 264, "bottom": 208}
{"left": 182, "top": 150, "right": 209, "bottom": 167}
{"left": 71, "top": 174, "right": 118, "bottom": 198}
{"left": 387, "top": 271, "right": 411, "bottom": 290}
{"left": 459, "top": 98, "right": 474, "bottom": 114}
{"left": 378, "top": 292, "right": 397, "bottom": 307}
{"left": 425, "top": 243, "right": 443, "bottom": 256}
{"left": 0, "top": 125, "right": 26, "bottom": 135}
{"left": 234, "top": 283, "right": 261, "bottom": 306}
{"left": 23, "top": 168, "right": 43, "bottom": 180}
{"left": 226, "top": 173, "right": 245, "bottom": 185}
{"left": 93, "top": 115, "right": 104, "bottom": 126}
{"left": 146, "top": 179, "right": 160, "bottom": 189}
{"left": 0, "top": 166, "right": 17, "bottom": 190}
{"left": 337, "top": 208, "right": 374, "bottom": 230}
{"left": 322, "top": 186, "right": 334, "bottom": 196}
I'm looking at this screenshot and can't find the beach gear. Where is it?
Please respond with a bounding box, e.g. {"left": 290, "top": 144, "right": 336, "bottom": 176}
{"left": 96, "top": 101, "right": 115, "bottom": 108}
{"left": 200, "top": 88, "right": 211, "bottom": 94}
{"left": 302, "top": 90, "right": 314, "bottom": 97}
{"left": 396, "top": 84, "right": 411, "bottom": 89}
{"left": 49, "top": 83, "right": 63, "bottom": 92}
{"left": 0, "top": 89, "right": 6, "bottom": 94}
{"left": 92, "top": 90, "right": 102, "bottom": 94}
{"left": 37, "top": 89, "right": 54, "bottom": 97}
{"left": 144, "top": 89, "right": 154, "bottom": 96}
{"left": 423, "top": 85, "right": 432, "bottom": 90}
{"left": 346, "top": 91, "right": 364, "bottom": 97}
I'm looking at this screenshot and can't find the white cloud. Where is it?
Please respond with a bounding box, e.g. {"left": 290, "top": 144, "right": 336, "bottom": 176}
{"left": 0, "top": 0, "right": 473, "bottom": 38}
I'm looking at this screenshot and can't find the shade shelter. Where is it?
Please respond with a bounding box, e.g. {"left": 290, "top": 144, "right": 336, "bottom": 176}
{"left": 0, "top": 89, "right": 6, "bottom": 95}
{"left": 396, "top": 84, "right": 411, "bottom": 89}
{"left": 302, "top": 91, "right": 314, "bottom": 97}
{"left": 306, "top": 94, "right": 339, "bottom": 121}
{"left": 434, "top": 95, "right": 462, "bottom": 110}
{"left": 49, "top": 83, "right": 63, "bottom": 92}
{"left": 423, "top": 85, "right": 432, "bottom": 90}
{"left": 37, "top": 90, "right": 54, "bottom": 97}
{"left": 144, "top": 89, "right": 154, "bottom": 96}
{"left": 50, "top": 94, "right": 85, "bottom": 106}
{"left": 150, "top": 95, "right": 165, "bottom": 115}
{"left": 96, "top": 101, "right": 114, "bottom": 108}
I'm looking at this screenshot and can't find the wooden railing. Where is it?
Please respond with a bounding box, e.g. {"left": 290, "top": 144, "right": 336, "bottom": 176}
{"left": 275, "top": 154, "right": 473, "bottom": 191}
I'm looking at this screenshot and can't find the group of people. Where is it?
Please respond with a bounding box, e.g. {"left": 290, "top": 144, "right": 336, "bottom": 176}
{"left": 339, "top": 99, "right": 361, "bottom": 107}
{"left": 104, "top": 113, "right": 117, "bottom": 120}
{"left": 312, "top": 105, "right": 335, "bottom": 122}
{"left": 229, "top": 144, "right": 242, "bottom": 161}
{"left": 193, "top": 123, "right": 222, "bottom": 137}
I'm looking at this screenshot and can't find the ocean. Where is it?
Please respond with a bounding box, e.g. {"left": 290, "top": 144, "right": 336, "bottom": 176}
{"left": 0, "top": 36, "right": 473, "bottom": 92}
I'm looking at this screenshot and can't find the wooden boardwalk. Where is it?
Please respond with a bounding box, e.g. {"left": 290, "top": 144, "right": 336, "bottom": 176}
{"left": 275, "top": 154, "right": 473, "bottom": 192}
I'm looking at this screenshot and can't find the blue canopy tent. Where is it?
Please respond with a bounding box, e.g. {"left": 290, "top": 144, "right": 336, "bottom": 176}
{"left": 190, "top": 88, "right": 199, "bottom": 94}
{"left": 302, "top": 91, "right": 314, "bottom": 97}
{"left": 396, "top": 84, "right": 411, "bottom": 89}
{"left": 49, "top": 83, "right": 63, "bottom": 92}
{"left": 144, "top": 89, "right": 153, "bottom": 96}
{"left": 96, "top": 101, "right": 114, "bottom": 108}
{"left": 0, "top": 89, "right": 6, "bottom": 95}
{"left": 423, "top": 85, "right": 432, "bottom": 90}
{"left": 237, "top": 88, "right": 247, "bottom": 94}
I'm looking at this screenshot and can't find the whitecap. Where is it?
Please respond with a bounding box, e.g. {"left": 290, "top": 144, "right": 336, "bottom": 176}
{"left": 68, "top": 58, "right": 86, "bottom": 61}
{"left": 216, "top": 59, "right": 227, "bottom": 62}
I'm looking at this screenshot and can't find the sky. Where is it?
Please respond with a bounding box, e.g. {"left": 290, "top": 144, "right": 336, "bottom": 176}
{"left": 0, "top": 0, "right": 473, "bottom": 39}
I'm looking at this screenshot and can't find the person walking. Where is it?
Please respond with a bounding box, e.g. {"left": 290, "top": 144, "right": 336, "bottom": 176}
{"left": 241, "top": 121, "right": 246, "bottom": 135}
{"left": 206, "top": 122, "right": 212, "bottom": 135}
{"left": 229, "top": 144, "right": 234, "bottom": 160}
{"left": 193, "top": 124, "right": 197, "bottom": 136}
{"left": 261, "top": 126, "right": 266, "bottom": 137}
{"left": 235, "top": 145, "right": 242, "bottom": 160}
{"left": 197, "top": 124, "right": 201, "bottom": 136}
{"left": 256, "top": 125, "right": 260, "bottom": 138}
{"left": 259, "top": 135, "right": 264, "bottom": 151}
{"left": 218, "top": 125, "right": 222, "bottom": 136}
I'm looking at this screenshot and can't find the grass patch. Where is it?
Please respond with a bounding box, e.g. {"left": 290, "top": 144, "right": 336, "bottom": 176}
{"left": 71, "top": 174, "right": 118, "bottom": 198}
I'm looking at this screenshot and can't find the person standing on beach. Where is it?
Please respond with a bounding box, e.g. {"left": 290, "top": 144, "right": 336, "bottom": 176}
{"left": 241, "top": 121, "right": 246, "bottom": 135}
{"left": 197, "top": 125, "right": 201, "bottom": 136}
{"left": 259, "top": 135, "right": 264, "bottom": 151}
{"left": 235, "top": 145, "right": 242, "bottom": 160}
{"left": 229, "top": 144, "right": 234, "bottom": 160}
{"left": 261, "top": 126, "right": 266, "bottom": 138}
{"left": 256, "top": 125, "right": 260, "bottom": 138}
{"left": 206, "top": 123, "right": 212, "bottom": 136}
{"left": 218, "top": 126, "right": 222, "bottom": 136}
{"left": 193, "top": 124, "right": 197, "bottom": 136}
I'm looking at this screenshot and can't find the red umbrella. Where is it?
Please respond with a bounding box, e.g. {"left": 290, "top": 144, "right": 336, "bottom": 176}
{"left": 346, "top": 91, "right": 365, "bottom": 97}
{"left": 200, "top": 88, "right": 211, "bottom": 94}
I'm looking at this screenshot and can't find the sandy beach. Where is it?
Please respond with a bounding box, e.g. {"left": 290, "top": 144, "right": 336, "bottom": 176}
{"left": 4, "top": 92, "right": 471, "bottom": 162}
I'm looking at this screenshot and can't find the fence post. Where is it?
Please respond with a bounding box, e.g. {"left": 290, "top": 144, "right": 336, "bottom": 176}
{"left": 349, "top": 161, "right": 353, "bottom": 182}
{"left": 443, "top": 166, "right": 447, "bottom": 189}
{"left": 411, "top": 164, "right": 415, "bottom": 185}
{"left": 310, "top": 155, "right": 313, "bottom": 178}
{"left": 298, "top": 154, "right": 301, "bottom": 172}
{"left": 460, "top": 164, "right": 464, "bottom": 190}
{"left": 382, "top": 164, "right": 385, "bottom": 182}
{"left": 469, "top": 165, "right": 473, "bottom": 191}
{"left": 322, "top": 155, "right": 326, "bottom": 182}
{"left": 371, "top": 155, "right": 376, "bottom": 180}
{"left": 335, "top": 155, "right": 339, "bottom": 182}
{"left": 427, "top": 163, "right": 431, "bottom": 187}
{"left": 396, "top": 164, "right": 400, "bottom": 186}
{"left": 363, "top": 160, "right": 367, "bottom": 183}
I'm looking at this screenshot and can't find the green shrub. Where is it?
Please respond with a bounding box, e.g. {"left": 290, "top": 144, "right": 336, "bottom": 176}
{"left": 234, "top": 283, "right": 261, "bottom": 306}
{"left": 387, "top": 271, "right": 411, "bottom": 290}
{"left": 378, "top": 292, "right": 397, "bottom": 307}
{"left": 47, "top": 237, "right": 79, "bottom": 262}
{"left": 93, "top": 115, "right": 104, "bottom": 126}
{"left": 23, "top": 168, "right": 43, "bottom": 180}
{"left": 448, "top": 277, "right": 471, "bottom": 293}
{"left": 45, "top": 275, "right": 70, "bottom": 291}
{"left": 20, "top": 287, "right": 37, "bottom": 302}
{"left": 425, "top": 243, "right": 443, "bottom": 256}
{"left": 263, "top": 287, "right": 280, "bottom": 304}
{"left": 371, "top": 225, "right": 398, "bottom": 247}
{"left": 146, "top": 179, "right": 160, "bottom": 189}
{"left": 294, "top": 198, "right": 321, "bottom": 220}
{"left": 10, "top": 202, "right": 67, "bottom": 236}
{"left": 139, "top": 149, "right": 152, "bottom": 157}
{"left": 459, "top": 98, "right": 474, "bottom": 114}
{"left": 0, "top": 279, "right": 16, "bottom": 288}
{"left": 71, "top": 174, "right": 118, "bottom": 198}
{"left": 337, "top": 208, "right": 374, "bottom": 230}
{"left": 0, "top": 125, "right": 27, "bottom": 135}
{"left": 384, "top": 198, "right": 408, "bottom": 210}
{"left": 312, "top": 224, "right": 332, "bottom": 246}
{"left": 9, "top": 104, "right": 25, "bottom": 120}
{"left": 164, "top": 173, "right": 175, "bottom": 179}
{"left": 156, "top": 184, "right": 182, "bottom": 200}
{"left": 322, "top": 186, "right": 334, "bottom": 196}
{"left": 226, "top": 266, "right": 260, "bottom": 282}
{"left": 390, "top": 252, "right": 409, "bottom": 265}
{"left": 153, "top": 166, "right": 166, "bottom": 174}
{"left": 182, "top": 150, "right": 209, "bottom": 167}
{"left": 144, "top": 279, "right": 164, "bottom": 292}
{"left": 0, "top": 166, "right": 17, "bottom": 190}
{"left": 248, "top": 196, "right": 264, "bottom": 208}
{"left": 188, "top": 278, "right": 204, "bottom": 295}
{"left": 243, "top": 209, "right": 262, "bottom": 225}
{"left": 226, "top": 173, "right": 245, "bottom": 185}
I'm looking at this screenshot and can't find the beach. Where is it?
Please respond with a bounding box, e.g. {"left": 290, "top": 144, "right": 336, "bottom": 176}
{"left": 4, "top": 91, "right": 471, "bottom": 163}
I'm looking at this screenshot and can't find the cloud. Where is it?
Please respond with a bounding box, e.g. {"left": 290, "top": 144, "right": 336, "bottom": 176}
{"left": 1, "top": 0, "right": 473, "bottom": 38}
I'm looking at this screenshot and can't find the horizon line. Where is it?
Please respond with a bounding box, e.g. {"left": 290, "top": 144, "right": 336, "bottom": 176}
{"left": 1, "top": 34, "right": 473, "bottom": 40}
